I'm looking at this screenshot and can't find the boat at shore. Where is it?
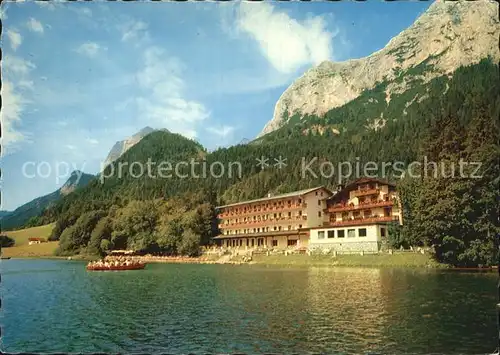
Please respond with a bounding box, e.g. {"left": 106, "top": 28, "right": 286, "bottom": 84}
{"left": 1, "top": 257, "right": 11, "bottom": 260}
{"left": 86, "top": 263, "right": 146, "bottom": 271}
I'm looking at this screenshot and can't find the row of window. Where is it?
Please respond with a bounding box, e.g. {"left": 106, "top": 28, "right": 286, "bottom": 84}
{"left": 224, "top": 224, "right": 304, "bottom": 235}
{"left": 224, "top": 199, "right": 304, "bottom": 214}
{"left": 317, "top": 227, "right": 387, "bottom": 239}
{"left": 223, "top": 211, "right": 304, "bottom": 224}
{"left": 224, "top": 238, "right": 299, "bottom": 248}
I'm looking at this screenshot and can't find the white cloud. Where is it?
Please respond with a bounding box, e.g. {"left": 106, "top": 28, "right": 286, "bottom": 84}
{"left": 236, "top": 2, "right": 335, "bottom": 73}
{"left": 80, "top": 8, "right": 92, "bottom": 16}
{"left": 4, "top": 55, "right": 36, "bottom": 76}
{"left": 1, "top": 53, "right": 37, "bottom": 153}
{"left": 35, "top": 1, "right": 57, "bottom": 10}
{"left": 120, "top": 20, "right": 149, "bottom": 43}
{"left": 75, "top": 42, "right": 104, "bottom": 57}
{"left": 206, "top": 125, "right": 235, "bottom": 138}
{"left": 86, "top": 138, "right": 99, "bottom": 145}
{"left": 7, "top": 30, "right": 22, "bottom": 51}
{"left": 0, "top": 6, "right": 8, "bottom": 20}
{"left": 18, "top": 80, "right": 35, "bottom": 90}
{"left": 27, "top": 18, "right": 44, "bottom": 34}
{"left": 132, "top": 47, "right": 210, "bottom": 135}
{"left": 1, "top": 81, "right": 27, "bottom": 151}
{"left": 65, "top": 144, "right": 77, "bottom": 150}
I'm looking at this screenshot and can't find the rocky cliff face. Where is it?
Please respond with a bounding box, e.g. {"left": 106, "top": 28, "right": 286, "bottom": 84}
{"left": 59, "top": 170, "right": 94, "bottom": 196}
{"left": 103, "top": 127, "right": 156, "bottom": 168}
{"left": 259, "top": 0, "right": 499, "bottom": 136}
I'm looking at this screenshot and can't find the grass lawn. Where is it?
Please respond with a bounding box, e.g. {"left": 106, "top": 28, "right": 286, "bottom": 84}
{"left": 245, "top": 252, "right": 445, "bottom": 268}
{"left": 2, "top": 224, "right": 58, "bottom": 258}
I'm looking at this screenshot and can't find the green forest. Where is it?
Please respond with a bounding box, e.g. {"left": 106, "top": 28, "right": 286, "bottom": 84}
{"left": 26, "top": 58, "right": 499, "bottom": 266}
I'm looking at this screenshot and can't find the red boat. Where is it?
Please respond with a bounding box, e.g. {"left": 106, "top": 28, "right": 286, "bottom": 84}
{"left": 86, "top": 263, "right": 146, "bottom": 271}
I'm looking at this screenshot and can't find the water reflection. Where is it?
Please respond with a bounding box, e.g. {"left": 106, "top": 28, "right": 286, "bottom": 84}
{"left": 2, "top": 260, "right": 497, "bottom": 354}
{"left": 305, "top": 267, "right": 388, "bottom": 353}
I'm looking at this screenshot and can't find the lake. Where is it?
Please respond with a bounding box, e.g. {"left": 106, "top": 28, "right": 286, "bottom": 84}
{"left": 1, "top": 259, "right": 497, "bottom": 354}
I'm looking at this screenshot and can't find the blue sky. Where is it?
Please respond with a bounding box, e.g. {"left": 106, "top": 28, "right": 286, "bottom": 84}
{"left": 1, "top": 0, "right": 432, "bottom": 210}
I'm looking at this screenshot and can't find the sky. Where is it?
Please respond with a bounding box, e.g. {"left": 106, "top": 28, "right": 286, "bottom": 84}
{"left": 0, "top": 0, "right": 432, "bottom": 211}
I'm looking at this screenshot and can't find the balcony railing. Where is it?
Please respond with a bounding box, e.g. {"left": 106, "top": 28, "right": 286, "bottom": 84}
{"left": 325, "top": 215, "right": 399, "bottom": 227}
{"left": 218, "top": 203, "right": 307, "bottom": 219}
{"left": 218, "top": 215, "right": 307, "bottom": 230}
{"left": 351, "top": 188, "right": 380, "bottom": 197}
{"left": 326, "top": 199, "right": 393, "bottom": 212}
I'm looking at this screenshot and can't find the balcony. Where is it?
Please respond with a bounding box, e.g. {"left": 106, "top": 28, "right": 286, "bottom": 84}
{"left": 326, "top": 199, "right": 393, "bottom": 213}
{"left": 219, "top": 216, "right": 306, "bottom": 230}
{"left": 325, "top": 215, "right": 399, "bottom": 227}
{"left": 351, "top": 188, "right": 380, "bottom": 197}
{"left": 218, "top": 203, "right": 306, "bottom": 219}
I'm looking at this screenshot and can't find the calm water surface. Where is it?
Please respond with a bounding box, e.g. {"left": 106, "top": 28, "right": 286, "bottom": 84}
{"left": 1, "top": 259, "right": 497, "bottom": 354}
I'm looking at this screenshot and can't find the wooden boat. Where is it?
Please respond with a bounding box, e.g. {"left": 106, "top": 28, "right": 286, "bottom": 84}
{"left": 1, "top": 257, "right": 11, "bottom": 260}
{"left": 86, "top": 263, "right": 146, "bottom": 271}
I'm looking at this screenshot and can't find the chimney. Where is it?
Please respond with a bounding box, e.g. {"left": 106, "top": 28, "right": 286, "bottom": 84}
{"left": 267, "top": 192, "right": 272, "bottom": 198}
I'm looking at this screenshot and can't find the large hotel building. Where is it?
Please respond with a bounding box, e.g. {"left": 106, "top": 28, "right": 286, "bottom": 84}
{"left": 214, "top": 178, "right": 403, "bottom": 252}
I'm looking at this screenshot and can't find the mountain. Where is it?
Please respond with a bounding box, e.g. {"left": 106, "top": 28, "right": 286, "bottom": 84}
{"left": 259, "top": 0, "right": 499, "bottom": 136}
{"left": 0, "top": 211, "right": 12, "bottom": 219}
{"left": 103, "top": 127, "right": 157, "bottom": 168}
{"left": 41, "top": 130, "right": 206, "bottom": 223}
{"left": 28, "top": 2, "right": 499, "bottom": 265}
{"left": 1, "top": 171, "right": 94, "bottom": 231}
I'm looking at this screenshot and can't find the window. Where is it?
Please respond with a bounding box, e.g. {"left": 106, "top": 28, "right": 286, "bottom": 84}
{"left": 381, "top": 227, "right": 386, "bottom": 237}
{"left": 358, "top": 228, "right": 367, "bottom": 237}
{"left": 338, "top": 230, "right": 345, "bottom": 238}
{"left": 298, "top": 199, "right": 302, "bottom": 204}
{"left": 239, "top": 239, "right": 243, "bottom": 246}
{"left": 318, "top": 231, "right": 325, "bottom": 239}
{"left": 347, "top": 229, "right": 355, "bottom": 238}
{"left": 315, "top": 191, "right": 318, "bottom": 196}
{"left": 288, "top": 212, "right": 292, "bottom": 217}
{"left": 272, "top": 240, "right": 278, "bottom": 247}
{"left": 299, "top": 224, "right": 302, "bottom": 229}
{"left": 288, "top": 225, "right": 292, "bottom": 231}
{"left": 328, "top": 230, "right": 335, "bottom": 238}
{"left": 318, "top": 211, "right": 322, "bottom": 217}
{"left": 299, "top": 211, "right": 302, "bottom": 216}
{"left": 318, "top": 200, "right": 321, "bottom": 206}
{"left": 287, "top": 239, "right": 298, "bottom": 247}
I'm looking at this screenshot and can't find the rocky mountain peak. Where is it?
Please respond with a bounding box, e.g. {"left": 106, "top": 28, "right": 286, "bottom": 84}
{"left": 258, "top": 0, "right": 499, "bottom": 137}
{"left": 103, "top": 127, "right": 159, "bottom": 168}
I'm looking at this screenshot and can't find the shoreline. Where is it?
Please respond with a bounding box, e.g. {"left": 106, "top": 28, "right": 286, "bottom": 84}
{"left": 70, "top": 252, "right": 450, "bottom": 268}
{"left": 7, "top": 252, "right": 494, "bottom": 271}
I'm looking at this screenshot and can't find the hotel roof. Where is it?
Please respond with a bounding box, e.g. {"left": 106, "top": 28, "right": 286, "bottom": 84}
{"left": 216, "top": 186, "right": 333, "bottom": 209}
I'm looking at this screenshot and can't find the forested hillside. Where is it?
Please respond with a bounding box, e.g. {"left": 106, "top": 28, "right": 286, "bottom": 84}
{"left": 31, "top": 59, "right": 499, "bottom": 265}
{"left": 2, "top": 171, "right": 94, "bottom": 231}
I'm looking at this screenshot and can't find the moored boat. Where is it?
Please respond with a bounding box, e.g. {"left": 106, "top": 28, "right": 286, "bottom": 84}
{"left": 86, "top": 263, "right": 146, "bottom": 271}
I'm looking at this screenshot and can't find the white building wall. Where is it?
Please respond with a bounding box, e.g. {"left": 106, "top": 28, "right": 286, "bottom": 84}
{"left": 309, "top": 224, "right": 384, "bottom": 252}
{"left": 304, "top": 190, "right": 328, "bottom": 228}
